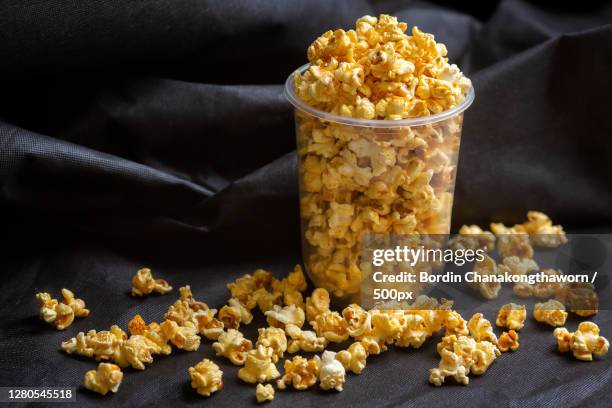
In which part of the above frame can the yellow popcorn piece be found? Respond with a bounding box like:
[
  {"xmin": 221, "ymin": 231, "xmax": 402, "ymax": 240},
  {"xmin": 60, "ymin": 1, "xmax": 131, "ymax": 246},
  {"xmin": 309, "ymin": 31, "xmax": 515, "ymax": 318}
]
[
  {"xmin": 449, "ymin": 225, "xmax": 496, "ymax": 252},
  {"xmin": 131, "ymin": 268, "xmax": 172, "ymax": 296},
  {"xmin": 255, "ymin": 383, "xmax": 275, "ymax": 403},
  {"xmin": 265, "ymin": 304, "xmax": 305, "ymax": 329},
  {"xmin": 442, "ymin": 310, "xmax": 469, "ymax": 337},
  {"xmin": 36, "ymin": 288, "xmax": 90, "ymax": 330},
  {"xmin": 62, "ymin": 325, "xmax": 127, "ymax": 361},
  {"xmin": 189, "ymin": 359, "xmax": 223, "ymax": 397},
  {"xmin": 212, "ymin": 328, "xmax": 253, "ymax": 366},
  {"xmin": 513, "ymin": 282, "xmax": 534, "ymax": 298},
  {"xmin": 285, "ymin": 323, "xmax": 328, "ymax": 353},
  {"xmin": 342, "ymin": 304, "xmax": 372, "ymax": 338},
  {"xmin": 469, "ymin": 255, "xmax": 501, "ymax": 299},
  {"xmin": 470, "ymin": 340, "xmax": 500, "ymax": 375},
  {"xmin": 113, "ymin": 334, "xmax": 157, "ymax": 370},
  {"xmin": 277, "ymin": 356, "xmax": 319, "ymax": 391},
  {"xmin": 497, "ymin": 256, "xmax": 538, "ymax": 276},
  {"xmin": 83, "ymin": 363, "xmax": 123, "ymax": 396},
  {"xmin": 336, "ymin": 341, "xmax": 368, "ymax": 374},
  {"xmin": 306, "ymin": 287, "xmax": 331, "ymax": 324},
  {"xmin": 227, "ymin": 269, "xmax": 274, "ymax": 310},
  {"xmin": 553, "ymin": 322, "xmax": 609, "ymax": 361},
  {"xmin": 522, "ymin": 211, "xmax": 567, "ymax": 248},
  {"xmin": 238, "ymin": 345, "xmax": 281, "ymax": 384},
  {"xmin": 315, "ymin": 351, "xmax": 346, "ymax": 391},
  {"xmin": 498, "ymin": 330, "xmax": 519, "ymax": 352},
  {"xmin": 396, "ymin": 313, "xmax": 433, "ymax": 348},
  {"xmin": 256, "ymin": 327, "xmax": 287, "ymax": 363},
  {"xmin": 533, "ymin": 269, "xmax": 564, "ymax": 299},
  {"xmin": 467, "ymin": 313, "xmax": 498, "ymax": 344},
  {"xmin": 496, "ymin": 303, "xmax": 527, "ymax": 331},
  {"xmin": 253, "ymin": 288, "xmax": 283, "ymax": 313},
  {"xmin": 128, "ymin": 315, "xmax": 172, "ymax": 355},
  {"xmin": 313, "ymin": 310, "xmax": 350, "ymax": 343},
  {"xmin": 533, "ymin": 299, "xmax": 568, "ymax": 327},
  {"xmin": 497, "ymin": 234, "xmax": 534, "ymax": 260},
  {"xmin": 159, "ymin": 320, "xmax": 201, "ymax": 351},
  {"xmin": 219, "ymin": 298, "xmax": 254, "ymax": 330},
  {"xmin": 164, "ymin": 287, "xmax": 224, "ymax": 340},
  {"xmin": 429, "ymin": 348, "xmax": 469, "ymax": 386},
  {"xmin": 556, "ymin": 282, "xmax": 599, "ymax": 317},
  {"xmin": 433, "ymin": 333, "xmax": 500, "ymax": 381}
]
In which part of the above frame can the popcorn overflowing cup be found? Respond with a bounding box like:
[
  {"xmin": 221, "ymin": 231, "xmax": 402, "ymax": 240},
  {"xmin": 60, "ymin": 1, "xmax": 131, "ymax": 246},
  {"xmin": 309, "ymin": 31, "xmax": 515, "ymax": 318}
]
[{"xmin": 285, "ymin": 15, "xmax": 475, "ymax": 301}]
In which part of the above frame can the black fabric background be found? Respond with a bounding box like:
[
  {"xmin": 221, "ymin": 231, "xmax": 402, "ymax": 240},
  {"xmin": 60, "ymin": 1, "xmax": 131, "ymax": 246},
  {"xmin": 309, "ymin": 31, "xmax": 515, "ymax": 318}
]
[{"xmin": 0, "ymin": 1, "xmax": 611, "ymax": 407}]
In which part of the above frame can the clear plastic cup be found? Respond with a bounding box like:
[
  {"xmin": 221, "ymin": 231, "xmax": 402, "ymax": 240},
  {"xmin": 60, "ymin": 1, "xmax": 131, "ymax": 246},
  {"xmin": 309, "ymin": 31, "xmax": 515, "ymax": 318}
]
[{"xmin": 285, "ymin": 64, "xmax": 475, "ymax": 301}]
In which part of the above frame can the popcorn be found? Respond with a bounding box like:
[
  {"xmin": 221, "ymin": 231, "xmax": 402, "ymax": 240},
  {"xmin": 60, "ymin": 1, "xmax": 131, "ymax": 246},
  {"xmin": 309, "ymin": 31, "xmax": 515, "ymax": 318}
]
[
  {"xmin": 164, "ymin": 287, "xmax": 224, "ymax": 340},
  {"xmin": 315, "ymin": 351, "xmax": 346, "ymax": 391},
  {"xmin": 313, "ymin": 310, "xmax": 350, "ymax": 343},
  {"xmin": 83, "ymin": 363, "xmax": 123, "ymax": 395},
  {"xmin": 513, "ymin": 282, "xmax": 534, "ymax": 298},
  {"xmin": 306, "ymin": 288, "xmax": 331, "ymax": 324},
  {"xmin": 553, "ymin": 322, "xmax": 609, "ymax": 361},
  {"xmin": 533, "ymin": 269, "xmax": 563, "ymax": 299},
  {"xmin": 470, "ymin": 340, "xmax": 500, "ymax": 375},
  {"xmin": 497, "ymin": 234, "xmax": 534, "ymax": 260},
  {"xmin": 114, "ymin": 334, "xmax": 156, "ymax": 370},
  {"xmin": 36, "ymin": 288, "xmax": 89, "ymax": 330},
  {"xmin": 336, "ymin": 341, "xmax": 368, "ymax": 374},
  {"xmin": 227, "ymin": 269, "xmax": 273, "ymax": 310},
  {"xmin": 271, "ymin": 265, "xmax": 308, "ymax": 308},
  {"xmin": 128, "ymin": 315, "xmax": 172, "ymax": 355},
  {"xmin": 342, "ymin": 304, "xmax": 372, "ymax": 337},
  {"xmin": 219, "ymin": 298, "xmax": 254, "ymax": 330},
  {"xmin": 429, "ymin": 348, "xmax": 469, "ymax": 386},
  {"xmin": 212, "ymin": 329, "xmax": 253, "ymax": 365},
  {"xmin": 159, "ymin": 320, "xmax": 201, "ymax": 351},
  {"xmin": 497, "ymin": 330, "xmax": 519, "ymax": 352},
  {"xmin": 256, "ymin": 327, "xmax": 287, "ymax": 363},
  {"xmin": 497, "ymin": 256, "xmax": 538, "ymax": 276},
  {"xmin": 467, "ymin": 313, "xmax": 497, "ymax": 344},
  {"xmin": 533, "ymin": 300, "xmax": 568, "ymax": 327},
  {"xmin": 254, "ymin": 288, "xmax": 283, "ymax": 313},
  {"xmin": 469, "ymin": 255, "xmax": 501, "ymax": 299},
  {"xmin": 442, "ymin": 310, "xmax": 469, "ymax": 336},
  {"xmin": 238, "ymin": 345, "xmax": 281, "ymax": 384},
  {"xmin": 556, "ymin": 283, "xmax": 599, "ymax": 317},
  {"xmin": 522, "ymin": 211, "xmax": 567, "ymax": 248},
  {"xmin": 496, "ymin": 303, "xmax": 527, "ymax": 331},
  {"xmin": 255, "ymin": 384, "xmax": 275, "ymax": 403},
  {"xmin": 449, "ymin": 225, "xmax": 495, "ymax": 252},
  {"xmin": 285, "ymin": 323, "xmax": 328, "ymax": 353},
  {"xmin": 131, "ymin": 268, "xmax": 172, "ymax": 296},
  {"xmin": 276, "ymin": 356, "xmax": 319, "ymax": 390},
  {"xmin": 189, "ymin": 359, "xmax": 223, "ymax": 397},
  {"xmin": 265, "ymin": 304, "xmax": 305, "ymax": 329},
  {"xmin": 62, "ymin": 325, "xmax": 127, "ymax": 361},
  {"xmin": 396, "ymin": 314, "xmax": 432, "ymax": 348}
]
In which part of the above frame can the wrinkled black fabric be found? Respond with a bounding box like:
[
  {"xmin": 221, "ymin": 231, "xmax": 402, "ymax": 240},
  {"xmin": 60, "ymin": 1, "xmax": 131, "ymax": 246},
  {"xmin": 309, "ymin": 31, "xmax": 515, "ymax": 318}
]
[{"xmin": 0, "ymin": 1, "xmax": 611, "ymax": 407}]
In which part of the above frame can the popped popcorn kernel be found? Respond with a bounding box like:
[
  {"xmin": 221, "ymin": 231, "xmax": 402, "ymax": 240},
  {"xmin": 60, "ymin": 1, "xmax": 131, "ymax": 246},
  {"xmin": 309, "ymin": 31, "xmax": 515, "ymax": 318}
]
[
  {"xmin": 306, "ymin": 288, "xmax": 331, "ymax": 324},
  {"xmin": 189, "ymin": 359, "xmax": 223, "ymax": 397},
  {"xmin": 469, "ymin": 255, "xmax": 501, "ymax": 299},
  {"xmin": 553, "ymin": 322, "xmax": 609, "ymax": 361},
  {"xmin": 61, "ymin": 325, "xmax": 127, "ymax": 361},
  {"xmin": 533, "ymin": 300, "xmax": 568, "ymax": 327},
  {"xmin": 429, "ymin": 348, "xmax": 469, "ymax": 386},
  {"xmin": 228, "ymin": 269, "xmax": 273, "ymax": 310},
  {"xmin": 497, "ymin": 234, "xmax": 534, "ymax": 260},
  {"xmin": 498, "ymin": 330, "xmax": 519, "ymax": 352},
  {"xmin": 255, "ymin": 383, "xmax": 275, "ymax": 403},
  {"xmin": 522, "ymin": 211, "xmax": 567, "ymax": 248},
  {"xmin": 212, "ymin": 328, "xmax": 253, "ymax": 366},
  {"xmin": 533, "ymin": 269, "xmax": 564, "ymax": 299},
  {"xmin": 131, "ymin": 268, "xmax": 172, "ymax": 296},
  {"xmin": 36, "ymin": 288, "xmax": 90, "ymax": 330},
  {"xmin": 276, "ymin": 356, "xmax": 319, "ymax": 391},
  {"xmin": 315, "ymin": 350, "xmax": 346, "ymax": 391},
  {"xmin": 467, "ymin": 313, "xmax": 498, "ymax": 344},
  {"xmin": 113, "ymin": 334, "xmax": 157, "ymax": 370},
  {"xmin": 556, "ymin": 283, "xmax": 599, "ymax": 317},
  {"xmin": 513, "ymin": 282, "xmax": 534, "ymax": 298},
  {"xmin": 396, "ymin": 313, "xmax": 432, "ymax": 348},
  {"xmin": 496, "ymin": 303, "xmax": 527, "ymax": 331},
  {"xmin": 128, "ymin": 315, "xmax": 172, "ymax": 355},
  {"xmin": 285, "ymin": 323, "xmax": 328, "ymax": 353},
  {"xmin": 342, "ymin": 304, "xmax": 372, "ymax": 337},
  {"xmin": 497, "ymin": 256, "xmax": 538, "ymax": 276},
  {"xmin": 159, "ymin": 320, "xmax": 201, "ymax": 351},
  {"xmin": 336, "ymin": 341, "xmax": 368, "ymax": 374},
  {"xmin": 256, "ymin": 327, "xmax": 288, "ymax": 363},
  {"xmin": 470, "ymin": 340, "xmax": 500, "ymax": 375},
  {"xmin": 238, "ymin": 345, "xmax": 281, "ymax": 383},
  {"xmin": 449, "ymin": 225, "xmax": 496, "ymax": 252},
  {"xmin": 313, "ymin": 310, "xmax": 350, "ymax": 343},
  {"xmin": 219, "ymin": 298, "xmax": 254, "ymax": 330},
  {"xmin": 83, "ymin": 363, "xmax": 123, "ymax": 395},
  {"xmin": 443, "ymin": 310, "xmax": 469, "ymax": 337},
  {"xmin": 265, "ymin": 304, "xmax": 306, "ymax": 329}
]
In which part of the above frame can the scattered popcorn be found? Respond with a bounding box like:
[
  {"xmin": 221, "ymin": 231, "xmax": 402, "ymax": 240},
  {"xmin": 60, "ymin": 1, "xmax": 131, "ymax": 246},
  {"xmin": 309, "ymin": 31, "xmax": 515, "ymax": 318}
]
[
  {"xmin": 212, "ymin": 329, "xmax": 253, "ymax": 365},
  {"xmin": 497, "ymin": 234, "xmax": 534, "ymax": 260},
  {"xmin": 265, "ymin": 304, "xmax": 306, "ymax": 329},
  {"xmin": 533, "ymin": 269, "xmax": 563, "ymax": 299},
  {"xmin": 36, "ymin": 288, "xmax": 89, "ymax": 330},
  {"xmin": 219, "ymin": 298, "xmax": 254, "ymax": 330},
  {"xmin": 467, "ymin": 313, "xmax": 497, "ymax": 344},
  {"xmin": 131, "ymin": 268, "xmax": 172, "ymax": 296},
  {"xmin": 429, "ymin": 348, "xmax": 469, "ymax": 386},
  {"xmin": 469, "ymin": 255, "xmax": 501, "ymax": 299},
  {"xmin": 556, "ymin": 283, "xmax": 599, "ymax": 317},
  {"xmin": 498, "ymin": 330, "xmax": 519, "ymax": 352},
  {"xmin": 513, "ymin": 282, "xmax": 534, "ymax": 298},
  {"xmin": 442, "ymin": 310, "xmax": 469, "ymax": 336},
  {"xmin": 62, "ymin": 325, "xmax": 127, "ymax": 361},
  {"xmin": 315, "ymin": 351, "xmax": 346, "ymax": 391},
  {"xmin": 553, "ymin": 322, "xmax": 609, "ymax": 361},
  {"xmin": 522, "ymin": 211, "xmax": 567, "ymax": 248},
  {"xmin": 164, "ymin": 287, "xmax": 224, "ymax": 340},
  {"xmin": 396, "ymin": 313, "xmax": 432, "ymax": 348},
  {"xmin": 113, "ymin": 334, "xmax": 157, "ymax": 370},
  {"xmin": 256, "ymin": 327, "xmax": 287, "ymax": 363},
  {"xmin": 159, "ymin": 320, "xmax": 201, "ymax": 351},
  {"xmin": 449, "ymin": 225, "xmax": 495, "ymax": 252},
  {"xmin": 272, "ymin": 265, "xmax": 308, "ymax": 307},
  {"xmin": 238, "ymin": 345, "xmax": 281, "ymax": 383},
  {"xmin": 498, "ymin": 256, "xmax": 538, "ymax": 276},
  {"xmin": 313, "ymin": 310, "xmax": 350, "ymax": 343},
  {"xmin": 496, "ymin": 303, "xmax": 527, "ymax": 331},
  {"xmin": 533, "ymin": 300, "xmax": 568, "ymax": 327},
  {"xmin": 470, "ymin": 340, "xmax": 500, "ymax": 375},
  {"xmin": 228, "ymin": 269, "xmax": 274, "ymax": 310},
  {"xmin": 189, "ymin": 359, "xmax": 223, "ymax": 397},
  {"xmin": 306, "ymin": 288, "xmax": 331, "ymax": 324},
  {"xmin": 83, "ymin": 363, "xmax": 123, "ymax": 395},
  {"xmin": 255, "ymin": 383, "xmax": 275, "ymax": 403},
  {"xmin": 342, "ymin": 304, "xmax": 372, "ymax": 337},
  {"xmin": 336, "ymin": 342, "xmax": 368, "ymax": 374},
  {"xmin": 128, "ymin": 315, "xmax": 172, "ymax": 355},
  {"xmin": 277, "ymin": 356, "xmax": 320, "ymax": 390},
  {"xmin": 285, "ymin": 323, "xmax": 328, "ymax": 353}
]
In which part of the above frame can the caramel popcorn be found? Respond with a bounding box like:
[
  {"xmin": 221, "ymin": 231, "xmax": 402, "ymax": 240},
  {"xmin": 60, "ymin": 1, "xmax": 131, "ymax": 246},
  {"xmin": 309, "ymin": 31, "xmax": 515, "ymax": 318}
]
[
  {"xmin": 496, "ymin": 303, "xmax": 527, "ymax": 331},
  {"xmin": 336, "ymin": 341, "xmax": 368, "ymax": 374},
  {"xmin": 522, "ymin": 211, "xmax": 567, "ymax": 247},
  {"xmin": 497, "ymin": 234, "xmax": 534, "ymax": 260},
  {"xmin": 513, "ymin": 282, "xmax": 534, "ymax": 298},
  {"xmin": 219, "ymin": 298, "xmax": 254, "ymax": 330},
  {"xmin": 342, "ymin": 304, "xmax": 372, "ymax": 337},
  {"xmin": 285, "ymin": 323, "xmax": 328, "ymax": 353},
  {"xmin": 36, "ymin": 288, "xmax": 89, "ymax": 330},
  {"xmin": 164, "ymin": 287, "xmax": 224, "ymax": 340},
  {"xmin": 131, "ymin": 268, "xmax": 172, "ymax": 296},
  {"xmin": 212, "ymin": 328, "xmax": 253, "ymax": 365},
  {"xmin": 553, "ymin": 322, "xmax": 609, "ymax": 361},
  {"xmin": 533, "ymin": 300, "xmax": 568, "ymax": 327},
  {"xmin": 313, "ymin": 310, "xmax": 350, "ymax": 343},
  {"xmin": 277, "ymin": 356, "xmax": 320, "ymax": 391},
  {"xmin": 256, "ymin": 327, "xmax": 287, "ymax": 363},
  {"xmin": 469, "ymin": 255, "xmax": 501, "ymax": 299},
  {"xmin": 159, "ymin": 320, "xmax": 201, "ymax": 351},
  {"xmin": 238, "ymin": 345, "xmax": 281, "ymax": 384},
  {"xmin": 497, "ymin": 330, "xmax": 519, "ymax": 352},
  {"xmin": 449, "ymin": 225, "xmax": 496, "ymax": 252},
  {"xmin": 254, "ymin": 288, "xmax": 283, "ymax": 313},
  {"xmin": 306, "ymin": 288, "xmax": 331, "ymax": 324},
  {"xmin": 272, "ymin": 264, "xmax": 308, "ymax": 307},
  {"xmin": 189, "ymin": 359, "xmax": 223, "ymax": 397},
  {"xmin": 467, "ymin": 313, "xmax": 497, "ymax": 344},
  {"xmin": 227, "ymin": 269, "xmax": 273, "ymax": 310},
  {"xmin": 265, "ymin": 304, "xmax": 305, "ymax": 329},
  {"xmin": 255, "ymin": 383, "xmax": 275, "ymax": 403},
  {"xmin": 533, "ymin": 269, "xmax": 563, "ymax": 299},
  {"xmin": 315, "ymin": 351, "xmax": 346, "ymax": 391},
  {"xmin": 83, "ymin": 363, "xmax": 123, "ymax": 395},
  {"xmin": 62, "ymin": 325, "xmax": 127, "ymax": 361},
  {"xmin": 497, "ymin": 256, "xmax": 538, "ymax": 276}
]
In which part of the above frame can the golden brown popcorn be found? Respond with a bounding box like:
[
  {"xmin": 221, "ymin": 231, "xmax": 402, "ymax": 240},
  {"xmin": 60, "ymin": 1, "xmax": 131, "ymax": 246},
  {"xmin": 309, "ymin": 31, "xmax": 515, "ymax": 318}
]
[
  {"xmin": 83, "ymin": 363, "xmax": 123, "ymax": 395},
  {"xmin": 336, "ymin": 342, "xmax": 368, "ymax": 374},
  {"xmin": 253, "ymin": 288, "xmax": 283, "ymax": 313},
  {"xmin": 533, "ymin": 269, "xmax": 564, "ymax": 299},
  {"xmin": 448, "ymin": 225, "xmax": 496, "ymax": 252},
  {"xmin": 442, "ymin": 310, "xmax": 469, "ymax": 336},
  {"xmin": 62, "ymin": 325, "xmax": 127, "ymax": 361},
  {"xmin": 315, "ymin": 351, "xmax": 346, "ymax": 391},
  {"xmin": 227, "ymin": 269, "xmax": 273, "ymax": 310},
  {"xmin": 513, "ymin": 282, "xmax": 534, "ymax": 298},
  {"xmin": 265, "ymin": 304, "xmax": 305, "ymax": 329},
  {"xmin": 429, "ymin": 348, "xmax": 469, "ymax": 386},
  {"xmin": 467, "ymin": 313, "xmax": 498, "ymax": 344},
  {"xmin": 192, "ymin": 309, "xmax": 224, "ymax": 340},
  {"xmin": 436, "ymin": 334, "xmax": 476, "ymax": 369},
  {"xmin": 131, "ymin": 268, "xmax": 172, "ymax": 296},
  {"xmin": 114, "ymin": 335, "xmax": 156, "ymax": 370},
  {"xmin": 276, "ymin": 356, "xmax": 319, "ymax": 391},
  {"xmin": 60, "ymin": 288, "xmax": 90, "ymax": 318},
  {"xmin": 285, "ymin": 324, "xmax": 328, "ymax": 353},
  {"xmin": 212, "ymin": 328, "xmax": 253, "ymax": 366},
  {"xmin": 238, "ymin": 345, "xmax": 281, "ymax": 384},
  {"xmin": 470, "ymin": 340, "xmax": 500, "ymax": 375},
  {"xmin": 306, "ymin": 288, "xmax": 331, "ymax": 324},
  {"xmin": 553, "ymin": 322, "xmax": 609, "ymax": 361},
  {"xmin": 36, "ymin": 292, "xmax": 74, "ymax": 330},
  {"xmin": 469, "ymin": 255, "xmax": 501, "ymax": 299},
  {"xmin": 159, "ymin": 320, "xmax": 201, "ymax": 351},
  {"xmin": 497, "ymin": 330, "xmax": 519, "ymax": 352},
  {"xmin": 128, "ymin": 315, "xmax": 172, "ymax": 355},
  {"xmin": 341, "ymin": 304, "xmax": 372, "ymax": 338},
  {"xmin": 396, "ymin": 313, "xmax": 433, "ymax": 348},
  {"xmin": 496, "ymin": 303, "xmax": 527, "ymax": 331},
  {"xmin": 497, "ymin": 234, "xmax": 534, "ymax": 259},
  {"xmin": 219, "ymin": 298, "xmax": 254, "ymax": 330},
  {"xmin": 313, "ymin": 310, "xmax": 350, "ymax": 343},
  {"xmin": 178, "ymin": 285, "xmax": 209, "ymax": 311},
  {"xmin": 256, "ymin": 327, "xmax": 287, "ymax": 363},
  {"xmin": 498, "ymin": 256, "xmax": 538, "ymax": 276},
  {"xmin": 255, "ymin": 383, "xmax": 275, "ymax": 403},
  {"xmin": 556, "ymin": 283, "xmax": 599, "ymax": 317},
  {"xmin": 189, "ymin": 359, "xmax": 223, "ymax": 397},
  {"xmin": 533, "ymin": 299, "xmax": 568, "ymax": 327},
  {"xmin": 522, "ymin": 211, "xmax": 567, "ymax": 248}
]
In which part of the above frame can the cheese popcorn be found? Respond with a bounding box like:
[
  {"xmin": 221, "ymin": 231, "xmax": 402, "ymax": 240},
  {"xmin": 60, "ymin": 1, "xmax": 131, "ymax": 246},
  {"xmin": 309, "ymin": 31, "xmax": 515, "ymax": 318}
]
[
  {"xmin": 470, "ymin": 340, "xmax": 500, "ymax": 375},
  {"xmin": 285, "ymin": 323, "xmax": 328, "ymax": 353},
  {"xmin": 533, "ymin": 300, "xmax": 568, "ymax": 327},
  {"xmin": 553, "ymin": 322, "xmax": 609, "ymax": 361},
  {"xmin": 498, "ymin": 330, "xmax": 519, "ymax": 352},
  {"xmin": 36, "ymin": 288, "xmax": 89, "ymax": 330},
  {"xmin": 342, "ymin": 304, "xmax": 372, "ymax": 337},
  {"xmin": 496, "ymin": 303, "xmax": 527, "ymax": 331},
  {"xmin": 131, "ymin": 267, "xmax": 172, "ymax": 296},
  {"xmin": 336, "ymin": 341, "xmax": 368, "ymax": 374},
  {"xmin": 306, "ymin": 288, "xmax": 331, "ymax": 324},
  {"xmin": 396, "ymin": 314, "xmax": 432, "ymax": 348},
  {"xmin": 272, "ymin": 264, "xmax": 308, "ymax": 307},
  {"xmin": 256, "ymin": 327, "xmax": 287, "ymax": 363},
  {"xmin": 219, "ymin": 298, "xmax": 254, "ymax": 330},
  {"xmin": 212, "ymin": 329, "xmax": 253, "ymax": 366},
  {"xmin": 313, "ymin": 310, "xmax": 350, "ymax": 343},
  {"xmin": 467, "ymin": 313, "xmax": 498, "ymax": 344},
  {"xmin": 265, "ymin": 304, "xmax": 305, "ymax": 329},
  {"xmin": 189, "ymin": 359, "xmax": 223, "ymax": 397},
  {"xmin": 255, "ymin": 383, "xmax": 275, "ymax": 403},
  {"xmin": 469, "ymin": 255, "xmax": 501, "ymax": 299},
  {"xmin": 276, "ymin": 356, "xmax": 320, "ymax": 391},
  {"xmin": 315, "ymin": 351, "xmax": 346, "ymax": 391},
  {"xmin": 238, "ymin": 345, "xmax": 281, "ymax": 383},
  {"xmin": 83, "ymin": 363, "xmax": 123, "ymax": 395},
  {"xmin": 497, "ymin": 256, "xmax": 538, "ymax": 276}
]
